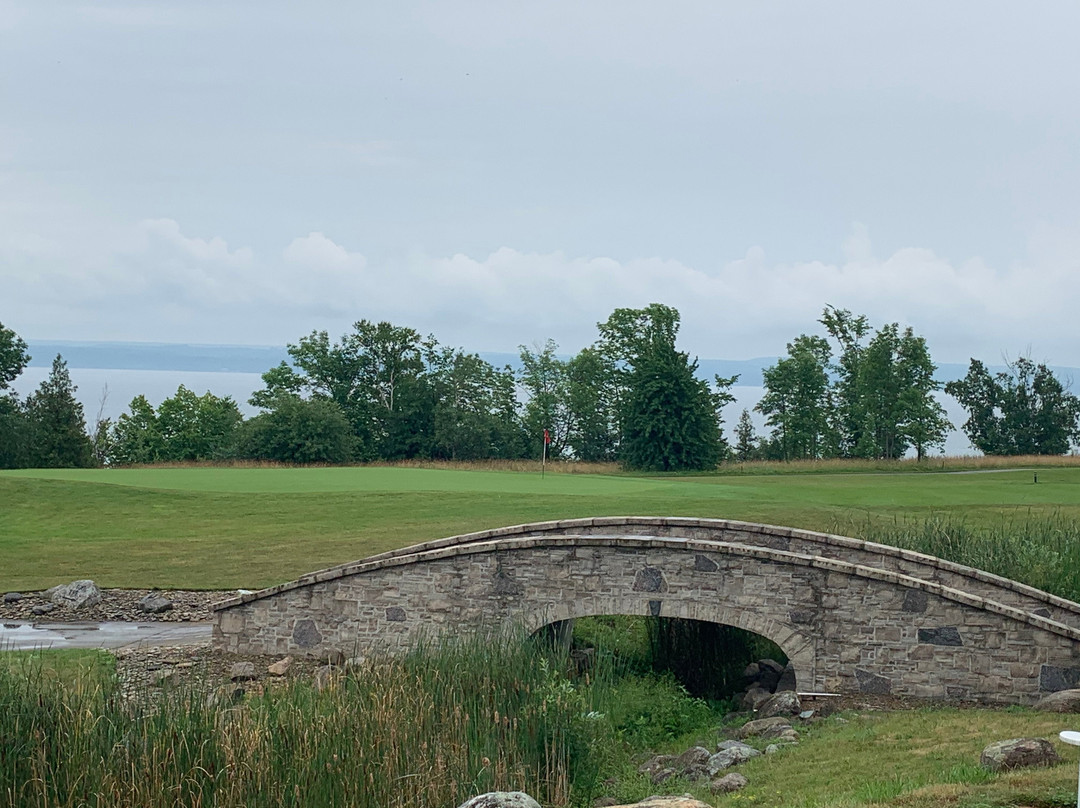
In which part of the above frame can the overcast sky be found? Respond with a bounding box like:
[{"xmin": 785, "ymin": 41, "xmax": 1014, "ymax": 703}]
[{"xmin": 3, "ymin": 1, "xmax": 1080, "ymax": 366}]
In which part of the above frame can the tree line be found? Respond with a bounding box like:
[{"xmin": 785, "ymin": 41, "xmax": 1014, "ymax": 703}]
[{"xmin": 2, "ymin": 305, "xmax": 1078, "ymax": 472}]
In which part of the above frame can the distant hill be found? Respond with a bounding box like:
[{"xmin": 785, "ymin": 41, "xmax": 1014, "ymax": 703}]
[{"xmin": 24, "ymin": 340, "xmax": 1080, "ymax": 387}]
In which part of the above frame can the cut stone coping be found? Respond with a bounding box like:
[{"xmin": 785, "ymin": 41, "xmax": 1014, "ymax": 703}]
[
  {"xmin": 213, "ymin": 517, "xmax": 1080, "ymax": 623},
  {"xmin": 212, "ymin": 532, "xmax": 1080, "ymax": 644}
]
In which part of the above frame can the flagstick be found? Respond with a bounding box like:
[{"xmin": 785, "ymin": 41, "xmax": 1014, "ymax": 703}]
[{"xmin": 542, "ymin": 433, "xmax": 547, "ymax": 479}]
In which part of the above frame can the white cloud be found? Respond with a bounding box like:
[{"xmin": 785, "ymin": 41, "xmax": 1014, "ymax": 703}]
[{"xmin": 3, "ymin": 218, "xmax": 1080, "ymax": 367}]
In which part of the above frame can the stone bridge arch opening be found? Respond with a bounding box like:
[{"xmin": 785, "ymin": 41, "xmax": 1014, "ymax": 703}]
[{"xmin": 536, "ymin": 612, "xmax": 798, "ymax": 702}]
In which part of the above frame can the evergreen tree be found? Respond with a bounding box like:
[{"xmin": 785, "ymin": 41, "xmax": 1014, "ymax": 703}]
[
  {"xmin": 22, "ymin": 354, "xmax": 94, "ymax": 468},
  {"xmin": 734, "ymin": 408, "xmax": 759, "ymax": 461},
  {"xmin": 619, "ymin": 340, "xmax": 725, "ymax": 472}
]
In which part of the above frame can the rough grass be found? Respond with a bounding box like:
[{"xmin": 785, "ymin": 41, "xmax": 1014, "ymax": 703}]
[{"xmin": 3, "ymin": 464, "xmax": 1080, "ymax": 589}]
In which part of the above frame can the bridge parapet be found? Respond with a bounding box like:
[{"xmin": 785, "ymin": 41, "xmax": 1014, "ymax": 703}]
[{"xmin": 214, "ymin": 519, "xmax": 1080, "ymax": 704}]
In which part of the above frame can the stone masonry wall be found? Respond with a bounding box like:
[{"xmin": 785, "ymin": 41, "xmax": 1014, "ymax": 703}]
[{"xmin": 214, "ymin": 532, "xmax": 1080, "ymax": 704}]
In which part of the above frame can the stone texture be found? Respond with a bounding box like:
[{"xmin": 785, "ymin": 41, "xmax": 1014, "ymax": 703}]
[
  {"xmin": 980, "ymin": 738, "xmax": 1061, "ymax": 771},
  {"xmin": 138, "ymin": 594, "xmax": 174, "ymax": 614},
  {"xmin": 229, "ymin": 661, "xmax": 257, "ymax": 681},
  {"xmin": 710, "ymin": 772, "xmax": 749, "ymax": 793},
  {"xmin": 757, "ymin": 691, "xmax": 801, "ymax": 718},
  {"xmin": 49, "ymin": 580, "xmax": 102, "ymax": 610},
  {"xmin": 213, "ymin": 516, "xmax": 1080, "ymax": 704},
  {"xmin": 3, "ymin": 593, "xmax": 23, "ymax": 603},
  {"xmin": 736, "ymin": 716, "xmax": 793, "ymax": 739},
  {"xmin": 707, "ymin": 743, "xmax": 760, "ymax": 773},
  {"xmin": 1035, "ymin": 689, "xmax": 1080, "ymax": 713},
  {"xmin": 267, "ymin": 657, "xmax": 292, "ymax": 677},
  {"xmin": 456, "ymin": 793, "xmax": 541, "ymax": 808}
]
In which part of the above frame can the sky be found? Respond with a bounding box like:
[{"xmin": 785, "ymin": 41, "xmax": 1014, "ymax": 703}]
[{"xmin": 3, "ymin": 1, "xmax": 1080, "ymax": 368}]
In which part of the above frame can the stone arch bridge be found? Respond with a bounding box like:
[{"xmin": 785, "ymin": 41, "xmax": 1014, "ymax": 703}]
[{"xmin": 213, "ymin": 516, "xmax": 1080, "ymax": 703}]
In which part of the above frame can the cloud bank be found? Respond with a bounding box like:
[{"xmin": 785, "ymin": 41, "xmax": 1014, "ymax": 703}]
[{"xmin": 4, "ymin": 218, "xmax": 1078, "ymax": 366}]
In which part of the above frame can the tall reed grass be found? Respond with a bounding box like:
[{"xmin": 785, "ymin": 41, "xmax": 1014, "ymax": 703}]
[
  {"xmin": 1, "ymin": 634, "xmax": 612, "ymax": 808},
  {"xmin": 839, "ymin": 512, "xmax": 1080, "ymax": 602}
]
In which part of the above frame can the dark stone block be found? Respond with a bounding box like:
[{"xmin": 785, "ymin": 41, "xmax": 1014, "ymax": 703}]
[
  {"xmin": 1032, "ymin": 608, "xmax": 1052, "ymax": 618},
  {"xmin": 902, "ymin": 590, "xmax": 928, "ymax": 613},
  {"xmin": 385, "ymin": 607, "xmax": 406, "ymax": 622},
  {"xmin": 493, "ymin": 570, "xmax": 524, "ymax": 596},
  {"xmin": 292, "ymin": 618, "xmax": 322, "ymax": 649},
  {"xmin": 633, "ymin": 567, "xmax": 667, "ymax": 593},
  {"xmin": 649, "ymin": 600, "xmax": 662, "ymax": 617},
  {"xmin": 918, "ymin": 626, "xmax": 963, "ymax": 646},
  {"xmin": 788, "ymin": 609, "xmax": 816, "ymax": 625},
  {"xmin": 694, "ymin": 554, "xmax": 719, "ymax": 572},
  {"xmin": 855, "ymin": 668, "xmax": 892, "ymax": 695},
  {"xmin": 1040, "ymin": 664, "xmax": 1080, "ymax": 692}
]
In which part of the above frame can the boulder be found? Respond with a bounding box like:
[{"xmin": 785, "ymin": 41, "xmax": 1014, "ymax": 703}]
[
  {"xmin": 736, "ymin": 716, "xmax": 793, "ymax": 739},
  {"xmin": 456, "ymin": 793, "xmax": 542, "ymax": 808},
  {"xmin": 776, "ymin": 662, "xmax": 797, "ymax": 692},
  {"xmin": 637, "ymin": 755, "xmax": 674, "ymax": 777},
  {"xmin": 672, "ymin": 746, "xmax": 710, "ymax": 769},
  {"xmin": 709, "ymin": 772, "xmax": 749, "ymax": 794},
  {"xmin": 138, "ymin": 594, "xmax": 174, "ymax": 614},
  {"xmin": 267, "ymin": 657, "xmax": 293, "ymax": 677},
  {"xmin": 1035, "ymin": 689, "xmax": 1080, "ymax": 713},
  {"xmin": 49, "ymin": 580, "xmax": 102, "ymax": 610},
  {"xmin": 229, "ymin": 662, "xmax": 257, "ymax": 682},
  {"xmin": 980, "ymin": 738, "xmax": 1061, "ymax": 772},
  {"xmin": 707, "ymin": 743, "xmax": 760, "ymax": 774},
  {"xmin": 3, "ymin": 592, "xmax": 23, "ymax": 603},
  {"xmin": 740, "ymin": 686, "xmax": 772, "ymax": 711},
  {"xmin": 31, "ymin": 604, "xmax": 56, "ymax": 616},
  {"xmin": 756, "ymin": 690, "xmax": 801, "ymax": 719},
  {"xmin": 756, "ymin": 659, "xmax": 784, "ymax": 691}
]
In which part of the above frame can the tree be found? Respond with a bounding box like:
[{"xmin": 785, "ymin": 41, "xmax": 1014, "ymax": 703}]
[
  {"xmin": 619, "ymin": 339, "xmax": 727, "ymax": 472},
  {"xmin": 252, "ymin": 321, "xmax": 433, "ymax": 460},
  {"xmin": 22, "ymin": 354, "xmax": 94, "ymax": 468},
  {"xmin": 946, "ymin": 356, "xmax": 1080, "ymax": 455},
  {"xmin": 156, "ymin": 385, "xmax": 242, "ymax": 461},
  {"xmin": 756, "ymin": 335, "xmax": 835, "ymax": 460},
  {"xmin": 239, "ymin": 395, "xmax": 354, "ymax": 464},
  {"xmin": 820, "ymin": 307, "xmax": 948, "ymax": 460},
  {"xmin": 109, "ymin": 395, "xmax": 163, "ymax": 465},
  {"xmin": 734, "ymin": 408, "xmax": 759, "ymax": 461},
  {"xmin": 518, "ymin": 340, "xmax": 571, "ymax": 458},
  {"xmin": 566, "ymin": 347, "xmax": 619, "ymax": 462},
  {"xmin": 0, "ymin": 321, "xmax": 29, "ymax": 392}
]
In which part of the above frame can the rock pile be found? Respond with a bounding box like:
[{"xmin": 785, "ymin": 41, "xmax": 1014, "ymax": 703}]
[
  {"xmin": 739, "ymin": 657, "xmax": 797, "ymax": 711},
  {"xmin": 0, "ymin": 583, "xmax": 228, "ymax": 623}
]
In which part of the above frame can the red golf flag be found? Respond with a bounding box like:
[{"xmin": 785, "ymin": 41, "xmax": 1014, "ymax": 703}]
[{"xmin": 543, "ymin": 429, "xmax": 550, "ymax": 444}]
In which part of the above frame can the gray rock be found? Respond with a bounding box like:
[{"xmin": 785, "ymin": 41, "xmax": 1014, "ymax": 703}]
[
  {"xmin": 756, "ymin": 690, "xmax": 801, "ymax": 719},
  {"xmin": 740, "ymin": 685, "xmax": 772, "ymax": 711},
  {"xmin": 736, "ymin": 716, "xmax": 792, "ymax": 739},
  {"xmin": 456, "ymin": 793, "xmax": 542, "ymax": 808},
  {"xmin": 799, "ymin": 710, "xmax": 815, "ymax": 720},
  {"xmin": 637, "ymin": 755, "xmax": 675, "ymax": 776},
  {"xmin": 3, "ymin": 592, "xmax": 23, "ymax": 603},
  {"xmin": 267, "ymin": 657, "xmax": 293, "ymax": 677},
  {"xmin": 776, "ymin": 661, "xmax": 797, "ymax": 692},
  {"xmin": 31, "ymin": 604, "xmax": 56, "ymax": 615},
  {"xmin": 651, "ymin": 767, "xmax": 677, "ymax": 785},
  {"xmin": 707, "ymin": 743, "xmax": 760, "ymax": 774},
  {"xmin": 229, "ymin": 661, "xmax": 257, "ymax": 682},
  {"xmin": 709, "ymin": 772, "xmax": 749, "ymax": 794},
  {"xmin": 672, "ymin": 746, "xmax": 711, "ymax": 770},
  {"xmin": 313, "ymin": 665, "xmax": 337, "ymax": 691},
  {"xmin": 980, "ymin": 738, "xmax": 1061, "ymax": 772},
  {"xmin": 49, "ymin": 580, "xmax": 102, "ymax": 610},
  {"xmin": 138, "ymin": 594, "xmax": 174, "ymax": 614},
  {"xmin": 1035, "ymin": 689, "xmax": 1080, "ymax": 713}
]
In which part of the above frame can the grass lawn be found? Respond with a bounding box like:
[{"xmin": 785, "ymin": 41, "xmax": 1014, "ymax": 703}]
[{"xmin": 2, "ymin": 464, "xmax": 1078, "ymax": 590}]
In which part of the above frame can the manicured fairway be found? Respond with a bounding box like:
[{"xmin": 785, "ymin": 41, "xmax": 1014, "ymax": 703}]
[{"xmin": 2, "ymin": 465, "xmax": 1078, "ymax": 590}]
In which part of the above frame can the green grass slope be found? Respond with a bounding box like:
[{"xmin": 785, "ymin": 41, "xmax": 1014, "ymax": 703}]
[{"xmin": 2, "ymin": 466, "xmax": 1078, "ymax": 590}]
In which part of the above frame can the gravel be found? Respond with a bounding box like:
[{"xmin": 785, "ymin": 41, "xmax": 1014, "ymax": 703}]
[{"xmin": 0, "ymin": 588, "xmax": 231, "ymax": 623}]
